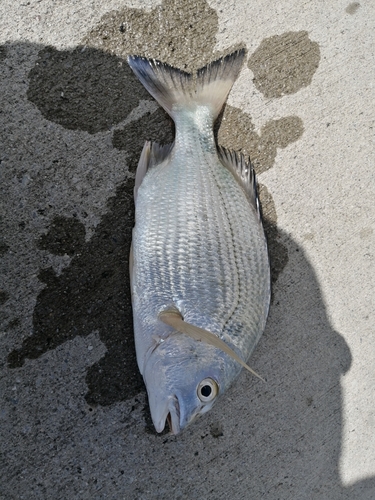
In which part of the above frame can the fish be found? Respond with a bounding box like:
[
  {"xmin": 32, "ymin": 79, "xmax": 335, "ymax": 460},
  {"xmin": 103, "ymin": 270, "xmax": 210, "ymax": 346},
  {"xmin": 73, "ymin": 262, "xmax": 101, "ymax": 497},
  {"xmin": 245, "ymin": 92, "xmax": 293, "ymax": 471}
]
[{"xmin": 128, "ymin": 49, "xmax": 271, "ymax": 434}]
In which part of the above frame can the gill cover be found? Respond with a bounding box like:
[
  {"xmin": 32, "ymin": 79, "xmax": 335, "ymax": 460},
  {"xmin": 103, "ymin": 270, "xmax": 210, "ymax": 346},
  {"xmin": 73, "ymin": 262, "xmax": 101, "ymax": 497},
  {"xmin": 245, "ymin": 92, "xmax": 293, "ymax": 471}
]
[{"xmin": 159, "ymin": 310, "xmax": 265, "ymax": 382}]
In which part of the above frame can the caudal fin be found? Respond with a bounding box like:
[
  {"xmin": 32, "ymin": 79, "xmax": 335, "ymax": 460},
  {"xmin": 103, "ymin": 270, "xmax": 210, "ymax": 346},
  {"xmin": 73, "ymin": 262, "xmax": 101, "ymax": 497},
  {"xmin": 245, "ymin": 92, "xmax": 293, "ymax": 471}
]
[{"xmin": 127, "ymin": 49, "xmax": 246, "ymax": 120}]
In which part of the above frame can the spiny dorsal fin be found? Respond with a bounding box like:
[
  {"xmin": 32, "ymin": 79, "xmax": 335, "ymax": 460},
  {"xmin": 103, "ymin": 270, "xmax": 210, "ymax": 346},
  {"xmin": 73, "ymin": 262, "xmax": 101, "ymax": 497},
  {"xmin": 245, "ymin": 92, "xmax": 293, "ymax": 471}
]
[
  {"xmin": 134, "ymin": 141, "xmax": 173, "ymax": 203},
  {"xmin": 159, "ymin": 310, "xmax": 265, "ymax": 382},
  {"xmin": 217, "ymin": 145, "xmax": 260, "ymax": 216},
  {"xmin": 128, "ymin": 50, "xmax": 246, "ymax": 120}
]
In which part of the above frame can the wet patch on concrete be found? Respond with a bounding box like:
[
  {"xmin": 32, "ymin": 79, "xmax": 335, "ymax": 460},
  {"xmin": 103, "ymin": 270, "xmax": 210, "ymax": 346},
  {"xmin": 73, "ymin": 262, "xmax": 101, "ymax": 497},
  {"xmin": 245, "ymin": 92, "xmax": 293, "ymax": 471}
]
[
  {"xmin": 346, "ymin": 2, "xmax": 360, "ymax": 14},
  {"xmin": 0, "ymin": 290, "xmax": 10, "ymax": 305},
  {"xmin": 8, "ymin": 178, "xmax": 144, "ymax": 406},
  {"xmin": 248, "ymin": 31, "xmax": 320, "ymax": 99},
  {"xmin": 0, "ymin": 45, "xmax": 7, "ymax": 62},
  {"xmin": 215, "ymin": 106, "xmax": 304, "ymax": 174},
  {"xmin": 37, "ymin": 216, "xmax": 86, "ymax": 257},
  {"xmin": 112, "ymin": 108, "xmax": 174, "ymax": 171},
  {"xmin": 27, "ymin": 46, "xmax": 149, "ymax": 133},
  {"xmin": 0, "ymin": 237, "xmax": 10, "ymax": 306},
  {"xmin": 82, "ymin": 0, "xmax": 222, "ymax": 72},
  {"xmin": 0, "ymin": 239, "xmax": 10, "ymax": 256}
]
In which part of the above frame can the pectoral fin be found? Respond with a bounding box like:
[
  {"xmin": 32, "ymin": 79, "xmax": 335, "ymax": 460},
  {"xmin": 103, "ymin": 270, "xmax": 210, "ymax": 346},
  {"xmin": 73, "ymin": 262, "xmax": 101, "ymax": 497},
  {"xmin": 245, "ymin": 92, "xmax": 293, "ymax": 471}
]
[{"xmin": 159, "ymin": 310, "xmax": 265, "ymax": 382}]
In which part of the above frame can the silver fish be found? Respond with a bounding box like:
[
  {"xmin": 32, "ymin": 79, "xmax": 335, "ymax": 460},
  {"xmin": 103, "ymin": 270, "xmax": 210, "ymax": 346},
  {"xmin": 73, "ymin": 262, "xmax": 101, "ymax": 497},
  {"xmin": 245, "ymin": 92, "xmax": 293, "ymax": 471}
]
[{"xmin": 128, "ymin": 50, "xmax": 270, "ymax": 434}]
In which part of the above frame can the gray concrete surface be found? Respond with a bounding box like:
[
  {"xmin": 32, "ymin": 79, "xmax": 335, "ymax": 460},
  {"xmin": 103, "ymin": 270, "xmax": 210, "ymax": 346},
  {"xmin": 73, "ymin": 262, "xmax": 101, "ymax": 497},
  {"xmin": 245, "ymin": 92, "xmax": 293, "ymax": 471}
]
[{"xmin": 1, "ymin": 0, "xmax": 374, "ymax": 498}]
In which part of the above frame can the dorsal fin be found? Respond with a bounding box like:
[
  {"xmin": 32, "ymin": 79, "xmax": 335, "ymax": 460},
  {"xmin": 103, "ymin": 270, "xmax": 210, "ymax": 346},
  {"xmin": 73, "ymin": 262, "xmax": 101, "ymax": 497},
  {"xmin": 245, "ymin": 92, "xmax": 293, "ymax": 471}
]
[
  {"xmin": 217, "ymin": 145, "xmax": 260, "ymax": 216},
  {"xmin": 134, "ymin": 140, "xmax": 173, "ymax": 203},
  {"xmin": 159, "ymin": 310, "xmax": 265, "ymax": 382}
]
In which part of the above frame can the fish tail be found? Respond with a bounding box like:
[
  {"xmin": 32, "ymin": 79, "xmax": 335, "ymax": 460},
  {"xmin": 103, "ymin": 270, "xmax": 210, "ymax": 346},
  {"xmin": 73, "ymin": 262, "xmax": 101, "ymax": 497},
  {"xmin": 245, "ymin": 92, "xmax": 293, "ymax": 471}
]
[{"xmin": 127, "ymin": 49, "xmax": 246, "ymax": 120}]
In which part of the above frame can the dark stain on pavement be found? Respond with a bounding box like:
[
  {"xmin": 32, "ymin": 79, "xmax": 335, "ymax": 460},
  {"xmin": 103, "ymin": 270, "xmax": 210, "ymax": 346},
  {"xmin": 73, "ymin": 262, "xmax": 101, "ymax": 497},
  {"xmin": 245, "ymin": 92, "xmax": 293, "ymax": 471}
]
[
  {"xmin": 210, "ymin": 421, "xmax": 224, "ymax": 438},
  {"xmin": 345, "ymin": 2, "xmax": 360, "ymax": 14},
  {"xmin": 37, "ymin": 216, "xmax": 86, "ymax": 257},
  {"xmin": 112, "ymin": 108, "xmax": 174, "ymax": 170},
  {"xmin": 27, "ymin": 46, "xmax": 149, "ymax": 134},
  {"xmin": 8, "ymin": 179, "xmax": 144, "ymax": 406},
  {"xmin": 0, "ymin": 46, "xmax": 7, "ymax": 62},
  {"xmin": 215, "ymin": 106, "xmax": 304, "ymax": 175},
  {"xmin": 0, "ymin": 290, "xmax": 10, "ymax": 305},
  {"xmin": 82, "ymin": 0, "xmax": 221, "ymax": 72},
  {"xmin": 248, "ymin": 31, "xmax": 320, "ymax": 99}
]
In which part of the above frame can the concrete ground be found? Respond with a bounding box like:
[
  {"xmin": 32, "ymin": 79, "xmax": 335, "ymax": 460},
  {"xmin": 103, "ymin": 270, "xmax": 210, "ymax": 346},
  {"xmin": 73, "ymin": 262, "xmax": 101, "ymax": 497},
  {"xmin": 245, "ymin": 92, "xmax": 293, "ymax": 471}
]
[{"xmin": 1, "ymin": 0, "xmax": 374, "ymax": 498}]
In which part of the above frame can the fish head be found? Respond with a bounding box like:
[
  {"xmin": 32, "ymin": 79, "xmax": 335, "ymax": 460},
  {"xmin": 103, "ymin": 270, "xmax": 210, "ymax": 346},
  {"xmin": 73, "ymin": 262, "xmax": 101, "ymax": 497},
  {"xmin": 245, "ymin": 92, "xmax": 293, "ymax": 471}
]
[{"xmin": 143, "ymin": 334, "xmax": 226, "ymax": 434}]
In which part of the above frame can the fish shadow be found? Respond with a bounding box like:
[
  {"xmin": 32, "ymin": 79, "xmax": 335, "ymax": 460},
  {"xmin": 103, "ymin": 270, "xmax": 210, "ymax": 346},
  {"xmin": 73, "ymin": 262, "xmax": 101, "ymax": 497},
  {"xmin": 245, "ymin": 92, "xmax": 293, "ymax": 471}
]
[{"xmin": 2, "ymin": 39, "xmax": 375, "ymax": 497}]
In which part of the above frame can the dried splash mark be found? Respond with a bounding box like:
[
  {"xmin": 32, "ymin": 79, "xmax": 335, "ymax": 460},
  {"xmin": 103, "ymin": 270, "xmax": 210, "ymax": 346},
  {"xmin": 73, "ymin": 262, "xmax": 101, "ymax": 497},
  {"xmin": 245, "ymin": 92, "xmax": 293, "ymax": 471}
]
[
  {"xmin": 248, "ymin": 31, "xmax": 320, "ymax": 99},
  {"xmin": 13, "ymin": 0, "xmax": 321, "ymax": 407}
]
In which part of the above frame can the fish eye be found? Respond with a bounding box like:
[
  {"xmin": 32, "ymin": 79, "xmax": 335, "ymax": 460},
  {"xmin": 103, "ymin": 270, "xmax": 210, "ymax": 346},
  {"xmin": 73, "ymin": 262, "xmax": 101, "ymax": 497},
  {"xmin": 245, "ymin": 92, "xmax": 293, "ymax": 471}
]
[{"xmin": 197, "ymin": 378, "xmax": 218, "ymax": 403}]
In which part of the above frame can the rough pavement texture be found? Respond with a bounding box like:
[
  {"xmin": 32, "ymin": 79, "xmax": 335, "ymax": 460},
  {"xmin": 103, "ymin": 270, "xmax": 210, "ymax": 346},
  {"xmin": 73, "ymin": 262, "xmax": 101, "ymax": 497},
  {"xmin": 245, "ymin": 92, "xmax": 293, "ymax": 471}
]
[{"xmin": 1, "ymin": 0, "xmax": 374, "ymax": 498}]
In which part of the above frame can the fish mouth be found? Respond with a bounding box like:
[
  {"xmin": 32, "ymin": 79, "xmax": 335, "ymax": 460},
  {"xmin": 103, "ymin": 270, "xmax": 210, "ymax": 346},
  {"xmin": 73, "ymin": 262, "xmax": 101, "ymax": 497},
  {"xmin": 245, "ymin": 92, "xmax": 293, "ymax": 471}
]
[
  {"xmin": 166, "ymin": 395, "xmax": 181, "ymax": 434},
  {"xmin": 154, "ymin": 395, "xmax": 181, "ymax": 435},
  {"xmin": 166, "ymin": 412, "xmax": 174, "ymax": 433}
]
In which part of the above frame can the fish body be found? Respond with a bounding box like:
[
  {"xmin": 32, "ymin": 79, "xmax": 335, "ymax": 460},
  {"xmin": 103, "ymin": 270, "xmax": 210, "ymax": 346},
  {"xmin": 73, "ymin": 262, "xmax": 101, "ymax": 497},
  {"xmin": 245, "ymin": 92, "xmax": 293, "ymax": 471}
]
[{"xmin": 128, "ymin": 50, "xmax": 270, "ymax": 434}]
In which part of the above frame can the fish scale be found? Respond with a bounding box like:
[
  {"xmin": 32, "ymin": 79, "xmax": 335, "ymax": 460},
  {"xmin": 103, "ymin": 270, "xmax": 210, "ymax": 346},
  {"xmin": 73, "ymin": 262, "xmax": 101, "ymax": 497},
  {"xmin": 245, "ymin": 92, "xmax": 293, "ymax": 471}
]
[
  {"xmin": 128, "ymin": 49, "xmax": 270, "ymax": 434},
  {"xmin": 134, "ymin": 114, "xmax": 267, "ymax": 352}
]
